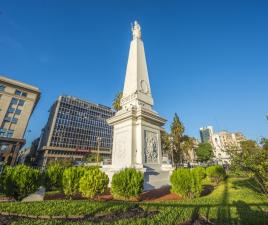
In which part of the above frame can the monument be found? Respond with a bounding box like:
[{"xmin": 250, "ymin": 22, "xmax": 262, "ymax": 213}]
[{"xmin": 104, "ymin": 21, "xmax": 172, "ymax": 190}]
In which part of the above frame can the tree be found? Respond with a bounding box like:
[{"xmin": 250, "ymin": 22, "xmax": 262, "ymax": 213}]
[
  {"xmin": 84, "ymin": 153, "xmax": 103, "ymax": 163},
  {"xmin": 161, "ymin": 130, "xmax": 171, "ymax": 155},
  {"xmin": 228, "ymin": 139, "xmax": 268, "ymax": 194},
  {"xmin": 112, "ymin": 92, "xmax": 123, "ymax": 111},
  {"xmin": 170, "ymin": 113, "xmax": 185, "ymax": 165},
  {"xmin": 195, "ymin": 143, "xmax": 214, "ymax": 162},
  {"xmin": 180, "ymin": 135, "xmax": 196, "ymax": 163}
]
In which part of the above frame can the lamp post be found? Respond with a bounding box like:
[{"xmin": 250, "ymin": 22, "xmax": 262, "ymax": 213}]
[{"xmin": 96, "ymin": 137, "xmax": 102, "ymax": 165}]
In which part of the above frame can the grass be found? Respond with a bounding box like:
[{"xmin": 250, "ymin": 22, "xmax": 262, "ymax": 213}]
[{"xmin": 0, "ymin": 177, "xmax": 267, "ymax": 225}]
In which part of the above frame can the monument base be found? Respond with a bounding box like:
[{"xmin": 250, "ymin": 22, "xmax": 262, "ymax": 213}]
[{"xmin": 102, "ymin": 164, "xmax": 174, "ymax": 191}]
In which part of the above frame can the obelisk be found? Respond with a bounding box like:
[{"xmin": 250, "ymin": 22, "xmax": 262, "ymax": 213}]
[{"xmin": 107, "ymin": 21, "xmax": 166, "ymax": 171}]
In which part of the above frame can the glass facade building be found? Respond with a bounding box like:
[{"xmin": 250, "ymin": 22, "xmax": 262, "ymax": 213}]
[{"xmin": 37, "ymin": 95, "xmax": 115, "ymax": 168}]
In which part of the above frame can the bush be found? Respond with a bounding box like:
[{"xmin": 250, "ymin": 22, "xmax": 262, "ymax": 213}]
[
  {"xmin": 206, "ymin": 165, "xmax": 226, "ymax": 184},
  {"xmin": 43, "ymin": 162, "xmax": 64, "ymax": 191},
  {"xmin": 111, "ymin": 168, "xmax": 144, "ymax": 200},
  {"xmin": 62, "ymin": 166, "xmax": 86, "ymax": 197},
  {"xmin": 0, "ymin": 165, "xmax": 40, "ymax": 200},
  {"xmin": 79, "ymin": 168, "xmax": 109, "ymax": 198},
  {"xmin": 170, "ymin": 168, "xmax": 202, "ymax": 198},
  {"xmin": 192, "ymin": 167, "xmax": 206, "ymax": 180}
]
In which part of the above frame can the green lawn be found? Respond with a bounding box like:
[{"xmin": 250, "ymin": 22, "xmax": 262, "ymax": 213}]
[{"xmin": 0, "ymin": 177, "xmax": 267, "ymax": 225}]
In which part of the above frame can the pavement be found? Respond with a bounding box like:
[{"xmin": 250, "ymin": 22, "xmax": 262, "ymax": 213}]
[{"xmin": 21, "ymin": 186, "xmax": 46, "ymax": 202}]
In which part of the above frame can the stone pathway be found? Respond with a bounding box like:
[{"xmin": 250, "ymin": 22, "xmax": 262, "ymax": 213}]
[{"xmin": 21, "ymin": 187, "xmax": 46, "ymax": 202}]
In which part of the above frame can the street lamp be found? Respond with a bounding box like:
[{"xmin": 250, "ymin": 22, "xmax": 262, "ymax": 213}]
[{"xmin": 96, "ymin": 137, "xmax": 102, "ymax": 165}]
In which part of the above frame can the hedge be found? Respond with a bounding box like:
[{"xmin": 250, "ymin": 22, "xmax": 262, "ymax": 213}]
[
  {"xmin": 206, "ymin": 165, "xmax": 226, "ymax": 184},
  {"xmin": 170, "ymin": 168, "xmax": 202, "ymax": 198},
  {"xmin": 79, "ymin": 168, "xmax": 109, "ymax": 198},
  {"xmin": 111, "ymin": 168, "xmax": 144, "ymax": 200}
]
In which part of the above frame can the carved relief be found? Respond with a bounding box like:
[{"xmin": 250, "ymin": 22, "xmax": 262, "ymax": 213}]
[
  {"xmin": 115, "ymin": 132, "xmax": 127, "ymax": 161},
  {"xmin": 144, "ymin": 131, "xmax": 158, "ymax": 163}
]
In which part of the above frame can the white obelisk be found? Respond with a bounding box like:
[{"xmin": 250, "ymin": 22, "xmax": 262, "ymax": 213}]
[{"xmin": 107, "ymin": 21, "xmax": 166, "ymax": 171}]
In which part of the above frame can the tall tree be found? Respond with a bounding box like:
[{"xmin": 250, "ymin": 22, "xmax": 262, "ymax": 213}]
[
  {"xmin": 170, "ymin": 113, "xmax": 185, "ymax": 165},
  {"xmin": 195, "ymin": 143, "xmax": 214, "ymax": 162},
  {"xmin": 161, "ymin": 130, "xmax": 171, "ymax": 155},
  {"xmin": 112, "ymin": 92, "xmax": 123, "ymax": 111},
  {"xmin": 180, "ymin": 135, "xmax": 196, "ymax": 162}
]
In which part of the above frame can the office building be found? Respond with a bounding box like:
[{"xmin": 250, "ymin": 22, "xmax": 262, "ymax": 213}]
[
  {"xmin": 0, "ymin": 75, "xmax": 40, "ymax": 165},
  {"xmin": 200, "ymin": 126, "xmax": 213, "ymax": 143},
  {"xmin": 200, "ymin": 126, "xmax": 246, "ymax": 164},
  {"xmin": 37, "ymin": 95, "xmax": 114, "ymax": 168}
]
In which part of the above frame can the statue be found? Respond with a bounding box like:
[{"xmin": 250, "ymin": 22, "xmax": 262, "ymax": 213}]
[{"xmin": 132, "ymin": 21, "xmax": 141, "ymax": 39}]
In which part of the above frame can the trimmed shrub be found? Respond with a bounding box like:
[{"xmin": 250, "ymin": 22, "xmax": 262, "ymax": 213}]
[
  {"xmin": 192, "ymin": 167, "xmax": 206, "ymax": 180},
  {"xmin": 111, "ymin": 168, "xmax": 144, "ymax": 200},
  {"xmin": 170, "ymin": 168, "xmax": 202, "ymax": 198},
  {"xmin": 79, "ymin": 168, "xmax": 109, "ymax": 198},
  {"xmin": 43, "ymin": 162, "xmax": 64, "ymax": 191},
  {"xmin": 0, "ymin": 165, "xmax": 41, "ymax": 200},
  {"xmin": 206, "ymin": 165, "xmax": 226, "ymax": 184},
  {"xmin": 62, "ymin": 166, "xmax": 86, "ymax": 197}
]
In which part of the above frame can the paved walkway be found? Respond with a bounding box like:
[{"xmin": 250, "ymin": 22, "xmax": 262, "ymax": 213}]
[{"xmin": 21, "ymin": 186, "xmax": 46, "ymax": 202}]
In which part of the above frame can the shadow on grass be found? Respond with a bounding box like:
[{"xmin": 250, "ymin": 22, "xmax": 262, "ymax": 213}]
[{"xmin": 231, "ymin": 178, "xmax": 262, "ymax": 193}]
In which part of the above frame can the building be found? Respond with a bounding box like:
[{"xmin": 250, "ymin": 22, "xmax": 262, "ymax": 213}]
[
  {"xmin": 0, "ymin": 75, "xmax": 40, "ymax": 165},
  {"xmin": 37, "ymin": 95, "xmax": 114, "ymax": 168},
  {"xmin": 200, "ymin": 126, "xmax": 213, "ymax": 143},
  {"xmin": 200, "ymin": 126, "xmax": 246, "ymax": 164}
]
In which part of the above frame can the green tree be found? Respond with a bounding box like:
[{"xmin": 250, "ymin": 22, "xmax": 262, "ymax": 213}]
[
  {"xmin": 112, "ymin": 92, "xmax": 123, "ymax": 111},
  {"xmin": 161, "ymin": 130, "xmax": 171, "ymax": 155},
  {"xmin": 180, "ymin": 135, "xmax": 196, "ymax": 162},
  {"xmin": 228, "ymin": 139, "xmax": 268, "ymax": 194},
  {"xmin": 170, "ymin": 113, "xmax": 185, "ymax": 165},
  {"xmin": 195, "ymin": 143, "xmax": 214, "ymax": 162},
  {"xmin": 83, "ymin": 153, "xmax": 103, "ymax": 163}
]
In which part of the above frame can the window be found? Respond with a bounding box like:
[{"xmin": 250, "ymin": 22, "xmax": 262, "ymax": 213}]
[
  {"xmin": 11, "ymin": 98, "xmax": 18, "ymax": 105},
  {"xmin": 18, "ymin": 99, "xmax": 25, "ymax": 106},
  {"xmin": 11, "ymin": 118, "xmax": 18, "ymax": 124},
  {"xmin": 4, "ymin": 117, "xmax": 11, "ymax": 122},
  {"xmin": 7, "ymin": 107, "xmax": 15, "ymax": 113},
  {"xmin": 15, "ymin": 90, "xmax": 22, "ymax": 95},
  {"xmin": 0, "ymin": 84, "xmax": 5, "ymax": 91},
  {"xmin": 15, "ymin": 89, "xmax": 27, "ymax": 97},
  {"xmin": 7, "ymin": 130, "xmax": 14, "ymax": 138},
  {"xmin": 15, "ymin": 109, "xmax": 21, "ymax": 115},
  {"xmin": 0, "ymin": 128, "xmax": 6, "ymax": 137}
]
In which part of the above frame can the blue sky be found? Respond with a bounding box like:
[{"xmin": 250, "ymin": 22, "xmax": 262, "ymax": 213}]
[{"xmin": 0, "ymin": 0, "xmax": 267, "ymax": 145}]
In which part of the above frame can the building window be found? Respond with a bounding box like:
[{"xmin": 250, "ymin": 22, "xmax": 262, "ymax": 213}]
[
  {"xmin": 18, "ymin": 99, "xmax": 25, "ymax": 106},
  {"xmin": 8, "ymin": 107, "xmax": 15, "ymax": 113},
  {"xmin": 11, "ymin": 98, "xmax": 18, "ymax": 105},
  {"xmin": 0, "ymin": 84, "xmax": 5, "ymax": 91},
  {"xmin": 11, "ymin": 118, "xmax": 18, "ymax": 124},
  {"xmin": 15, "ymin": 109, "xmax": 22, "ymax": 115},
  {"xmin": 15, "ymin": 89, "xmax": 27, "ymax": 97},
  {"xmin": 7, "ymin": 130, "xmax": 14, "ymax": 138},
  {"xmin": 15, "ymin": 90, "xmax": 22, "ymax": 95},
  {"xmin": 4, "ymin": 117, "xmax": 12, "ymax": 122}
]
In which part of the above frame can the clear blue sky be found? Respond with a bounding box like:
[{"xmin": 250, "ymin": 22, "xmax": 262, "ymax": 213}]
[{"xmin": 1, "ymin": 0, "xmax": 267, "ymax": 145}]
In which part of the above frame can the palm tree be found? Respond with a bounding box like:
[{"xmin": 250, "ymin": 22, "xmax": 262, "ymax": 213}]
[{"xmin": 112, "ymin": 92, "xmax": 123, "ymax": 111}]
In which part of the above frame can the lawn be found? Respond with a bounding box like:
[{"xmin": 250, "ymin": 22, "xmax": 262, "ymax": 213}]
[{"xmin": 0, "ymin": 177, "xmax": 267, "ymax": 225}]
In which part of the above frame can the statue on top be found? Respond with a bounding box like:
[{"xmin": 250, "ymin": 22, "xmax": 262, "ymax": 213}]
[{"xmin": 132, "ymin": 21, "xmax": 141, "ymax": 40}]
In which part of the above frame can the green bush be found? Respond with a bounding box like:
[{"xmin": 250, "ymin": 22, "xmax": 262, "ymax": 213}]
[
  {"xmin": 170, "ymin": 168, "xmax": 202, "ymax": 198},
  {"xmin": 62, "ymin": 166, "xmax": 86, "ymax": 197},
  {"xmin": 206, "ymin": 165, "xmax": 226, "ymax": 184},
  {"xmin": 0, "ymin": 165, "xmax": 40, "ymax": 200},
  {"xmin": 43, "ymin": 162, "xmax": 65, "ymax": 191},
  {"xmin": 111, "ymin": 168, "xmax": 144, "ymax": 200},
  {"xmin": 79, "ymin": 168, "xmax": 109, "ymax": 198},
  {"xmin": 192, "ymin": 166, "xmax": 206, "ymax": 179}
]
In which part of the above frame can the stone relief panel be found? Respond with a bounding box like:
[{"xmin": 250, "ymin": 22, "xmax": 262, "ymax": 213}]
[
  {"xmin": 144, "ymin": 130, "xmax": 158, "ymax": 163},
  {"xmin": 114, "ymin": 132, "xmax": 127, "ymax": 162}
]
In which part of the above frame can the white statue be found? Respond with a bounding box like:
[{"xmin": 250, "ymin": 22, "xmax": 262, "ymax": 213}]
[{"xmin": 132, "ymin": 21, "xmax": 141, "ymax": 39}]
